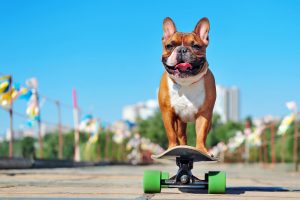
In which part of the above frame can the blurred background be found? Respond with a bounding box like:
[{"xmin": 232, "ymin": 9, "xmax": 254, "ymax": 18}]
[{"xmin": 0, "ymin": 0, "xmax": 299, "ymax": 169}]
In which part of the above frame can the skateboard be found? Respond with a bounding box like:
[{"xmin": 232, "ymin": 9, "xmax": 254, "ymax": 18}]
[{"xmin": 143, "ymin": 145, "xmax": 226, "ymax": 194}]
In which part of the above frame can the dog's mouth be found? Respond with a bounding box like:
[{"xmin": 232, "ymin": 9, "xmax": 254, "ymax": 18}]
[
  {"xmin": 165, "ymin": 63, "xmax": 192, "ymax": 71},
  {"xmin": 175, "ymin": 63, "xmax": 193, "ymax": 71},
  {"xmin": 164, "ymin": 58, "xmax": 206, "ymax": 78}
]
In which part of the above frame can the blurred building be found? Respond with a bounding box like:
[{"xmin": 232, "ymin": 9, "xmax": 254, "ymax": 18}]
[
  {"xmin": 214, "ymin": 85, "xmax": 240, "ymax": 122},
  {"xmin": 122, "ymin": 99, "xmax": 159, "ymax": 123}
]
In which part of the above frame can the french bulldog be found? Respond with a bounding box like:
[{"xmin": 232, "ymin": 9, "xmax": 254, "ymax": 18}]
[{"xmin": 158, "ymin": 17, "xmax": 216, "ymax": 155}]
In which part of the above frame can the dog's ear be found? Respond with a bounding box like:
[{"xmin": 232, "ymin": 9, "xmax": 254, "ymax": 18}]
[
  {"xmin": 194, "ymin": 17, "xmax": 210, "ymax": 46},
  {"xmin": 163, "ymin": 17, "xmax": 176, "ymax": 42}
]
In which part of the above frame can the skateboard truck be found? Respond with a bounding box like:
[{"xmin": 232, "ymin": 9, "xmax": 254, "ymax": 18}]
[
  {"xmin": 175, "ymin": 157, "xmax": 194, "ymax": 184},
  {"xmin": 162, "ymin": 156, "xmax": 207, "ymax": 189},
  {"xmin": 143, "ymin": 145, "xmax": 226, "ymax": 194}
]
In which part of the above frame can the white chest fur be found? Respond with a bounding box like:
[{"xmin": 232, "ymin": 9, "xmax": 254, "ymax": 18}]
[{"xmin": 167, "ymin": 76, "xmax": 206, "ymax": 122}]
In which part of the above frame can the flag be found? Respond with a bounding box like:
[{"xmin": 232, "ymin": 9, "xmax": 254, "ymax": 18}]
[
  {"xmin": 25, "ymin": 89, "xmax": 40, "ymax": 126},
  {"xmin": 277, "ymin": 114, "xmax": 296, "ymax": 135},
  {"xmin": 0, "ymin": 76, "xmax": 12, "ymax": 108},
  {"xmin": 23, "ymin": 78, "xmax": 40, "ymax": 125},
  {"xmin": 79, "ymin": 114, "xmax": 99, "ymax": 143},
  {"xmin": 26, "ymin": 78, "xmax": 38, "ymax": 89},
  {"xmin": 0, "ymin": 81, "xmax": 10, "ymax": 94},
  {"xmin": 11, "ymin": 84, "xmax": 29, "ymax": 101},
  {"xmin": 0, "ymin": 77, "xmax": 31, "ymax": 108},
  {"xmin": 19, "ymin": 88, "xmax": 32, "ymax": 100},
  {"xmin": 0, "ymin": 92, "xmax": 12, "ymax": 108}
]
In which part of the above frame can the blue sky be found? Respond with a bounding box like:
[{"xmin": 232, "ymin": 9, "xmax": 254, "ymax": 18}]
[{"xmin": 0, "ymin": 0, "xmax": 300, "ymax": 135}]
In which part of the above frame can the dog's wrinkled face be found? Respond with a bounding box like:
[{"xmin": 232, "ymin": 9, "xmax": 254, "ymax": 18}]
[{"xmin": 162, "ymin": 17, "xmax": 210, "ymax": 79}]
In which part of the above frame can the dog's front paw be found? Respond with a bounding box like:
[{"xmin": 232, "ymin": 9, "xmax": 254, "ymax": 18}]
[
  {"xmin": 168, "ymin": 143, "xmax": 178, "ymax": 150},
  {"xmin": 196, "ymin": 145, "xmax": 210, "ymax": 155}
]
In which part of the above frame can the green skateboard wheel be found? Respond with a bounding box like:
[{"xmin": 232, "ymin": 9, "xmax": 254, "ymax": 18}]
[
  {"xmin": 143, "ymin": 170, "xmax": 161, "ymax": 193},
  {"xmin": 161, "ymin": 171, "xmax": 169, "ymax": 188},
  {"xmin": 208, "ymin": 171, "xmax": 226, "ymax": 194},
  {"xmin": 161, "ymin": 171, "xmax": 169, "ymax": 180}
]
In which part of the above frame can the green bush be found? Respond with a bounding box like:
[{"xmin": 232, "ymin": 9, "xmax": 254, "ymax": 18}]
[
  {"xmin": 137, "ymin": 112, "xmax": 168, "ymax": 149},
  {"xmin": 43, "ymin": 133, "xmax": 59, "ymax": 159},
  {"xmin": 21, "ymin": 136, "xmax": 35, "ymax": 159},
  {"xmin": 0, "ymin": 141, "xmax": 9, "ymax": 157}
]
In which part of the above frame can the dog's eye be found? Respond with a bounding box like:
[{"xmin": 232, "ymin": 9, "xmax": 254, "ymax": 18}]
[
  {"xmin": 192, "ymin": 44, "xmax": 201, "ymax": 50},
  {"xmin": 166, "ymin": 44, "xmax": 174, "ymax": 50}
]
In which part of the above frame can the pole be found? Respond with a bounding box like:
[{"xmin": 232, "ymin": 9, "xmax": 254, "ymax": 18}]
[
  {"xmin": 122, "ymin": 141, "xmax": 126, "ymax": 161},
  {"xmin": 281, "ymin": 133, "xmax": 286, "ymax": 163},
  {"xmin": 56, "ymin": 101, "xmax": 63, "ymax": 159},
  {"xmin": 271, "ymin": 123, "xmax": 276, "ymax": 165},
  {"xmin": 112, "ymin": 141, "xmax": 116, "ymax": 161},
  {"xmin": 36, "ymin": 90, "xmax": 43, "ymax": 159},
  {"xmin": 262, "ymin": 130, "xmax": 268, "ymax": 164},
  {"xmin": 96, "ymin": 118, "xmax": 101, "ymax": 161},
  {"xmin": 9, "ymin": 108, "xmax": 13, "ymax": 158},
  {"xmin": 8, "ymin": 76, "xmax": 13, "ymax": 158},
  {"xmin": 259, "ymin": 128, "xmax": 264, "ymax": 163},
  {"xmin": 244, "ymin": 120, "xmax": 251, "ymax": 163},
  {"xmin": 72, "ymin": 89, "xmax": 80, "ymax": 162},
  {"xmin": 259, "ymin": 143, "xmax": 263, "ymax": 163},
  {"xmin": 294, "ymin": 112, "xmax": 299, "ymax": 171},
  {"xmin": 105, "ymin": 133, "xmax": 110, "ymax": 160}
]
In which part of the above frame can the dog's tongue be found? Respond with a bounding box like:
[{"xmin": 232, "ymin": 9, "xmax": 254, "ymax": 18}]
[{"xmin": 175, "ymin": 63, "xmax": 192, "ymax": 71}]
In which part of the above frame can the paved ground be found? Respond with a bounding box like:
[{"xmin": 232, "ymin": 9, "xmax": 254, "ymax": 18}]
[{"xmin": 0, "ymin": 161, "xmax": 299, "ymax": 199}]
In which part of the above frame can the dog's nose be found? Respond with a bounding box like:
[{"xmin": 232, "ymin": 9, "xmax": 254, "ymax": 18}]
[{"xmin": 177, "ymin": 46, "xmax": 188, "ymax": 54}]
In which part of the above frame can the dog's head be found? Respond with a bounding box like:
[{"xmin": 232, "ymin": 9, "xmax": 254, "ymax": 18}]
[{"xmin": 161, "ymin": 17, "xmax": 210, "ymax": 80}]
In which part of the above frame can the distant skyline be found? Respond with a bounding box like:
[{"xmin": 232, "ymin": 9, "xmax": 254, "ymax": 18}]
[{"xmin": 1, "ymin": 0, "xmax": 300, "ymax": 135}]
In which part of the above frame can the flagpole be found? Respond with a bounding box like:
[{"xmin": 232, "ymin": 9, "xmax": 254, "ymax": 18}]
[
  {"xmin": 271, "ymin": 123, "xmax": 276, "ymax": 165},
  {"xmin": 36, "ymin": 89, "xmax": 43, "ymax": 159},
  {"xmin": 244, "ymin": 120, "xmax": 251, "ymax": 163},
  {"xmin": 286, "ymin": 101, "xmax": 299, "ymax": 172},
  {"xmin": 294, "ymin": 110, "xmax": 298, "ymax": 171},
  {"xmin": 8, "ymin": 76, "xmax": 14, "ymax": 158},
  {"xmin": 56, "ymin": 100, "xmax": 63, "ymax": 159},
  {"xmin": 72, "ymin": 89, "xmax": 80, "ymax": 162},
  {"xmin": 281, "ymin": 133, "xmax": 286, "ymax": 163}
]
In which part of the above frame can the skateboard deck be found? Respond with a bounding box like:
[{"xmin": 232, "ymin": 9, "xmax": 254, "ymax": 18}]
[{"xmin": 151, "ymin": 145, "xmax": 218, "ymax": 162}]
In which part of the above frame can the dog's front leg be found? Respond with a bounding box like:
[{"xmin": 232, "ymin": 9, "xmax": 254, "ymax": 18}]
[
  {"xmin": 175, "ymin": 118, "xmax": 187, "ymax": 145},
  {"xmin": 195, "ymin": 114, "xmax": 212, "ymax": 155},
  {"xmin": 161, "ymin": 110, "xmax": 178, "ymax": 149}
]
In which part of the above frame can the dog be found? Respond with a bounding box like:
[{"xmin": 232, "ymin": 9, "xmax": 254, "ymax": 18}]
[{"xmin": 158, "ymin": 17, "xmax": 216, "ymax": 155}]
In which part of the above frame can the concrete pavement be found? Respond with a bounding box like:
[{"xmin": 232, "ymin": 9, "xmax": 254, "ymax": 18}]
[{"xmin": 0, "ymin": 162, "xmax": 299, "ymax": 199}]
